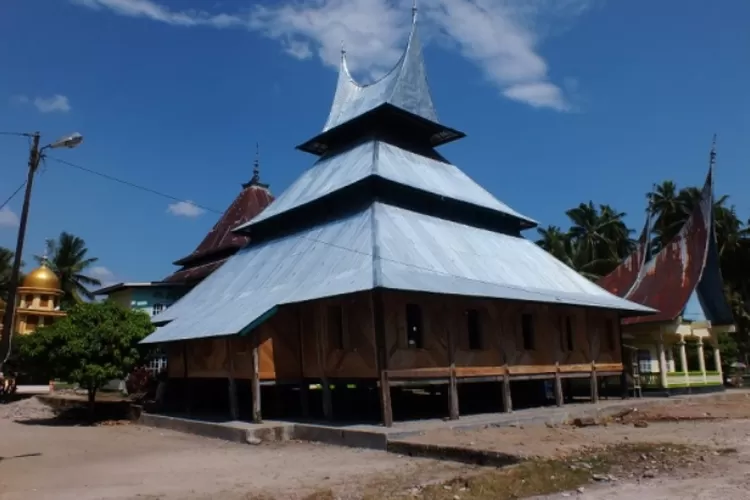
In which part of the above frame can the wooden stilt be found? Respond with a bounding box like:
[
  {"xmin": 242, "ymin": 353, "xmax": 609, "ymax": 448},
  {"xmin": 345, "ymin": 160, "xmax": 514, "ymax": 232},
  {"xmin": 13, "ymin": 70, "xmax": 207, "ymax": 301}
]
[
  {"xmin": 299, "ymin": 381, "xmax": 310, "ymax": 418},
  {"xmin": 372, "ymin": 290, "xmax": 393, "ymax": 427},
  {"xmin": 251, "ymin": 343, "xmax": 262, "ymax": 423},
  {"xmin": 315, "ymin": 311, "xmax": 333, "ymax": 420},
  {"xmin": 226, "ymin": 337, "xmax": 239, "ymax": 420},
  {"xmin": 590, "ymin": 363, "xmax": 599, "ymax": 403},
  {"xmin": 182, "ymin": 342, "xmax": 192, "ymax": 415},
  {"xmin": 502, "ymin": 369, "xmax": 512, "ymax": 413},
  {"xmin": 447, "ymin": 324, "xmax": 459, "ymax": 420},
  {"xmin": 554, "ymin": 364, "xmax": 563, "ymax": 407},
  {"xmin": 297, "ymin": 308, "xmax": 310, "ymax": 418}
]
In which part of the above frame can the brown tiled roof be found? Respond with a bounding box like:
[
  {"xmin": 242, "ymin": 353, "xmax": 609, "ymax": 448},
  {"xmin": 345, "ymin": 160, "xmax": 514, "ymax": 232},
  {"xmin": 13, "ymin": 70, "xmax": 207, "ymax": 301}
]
[{"xmin": 165, "ymin": 182, "xmax": 274, "ymax": 284}]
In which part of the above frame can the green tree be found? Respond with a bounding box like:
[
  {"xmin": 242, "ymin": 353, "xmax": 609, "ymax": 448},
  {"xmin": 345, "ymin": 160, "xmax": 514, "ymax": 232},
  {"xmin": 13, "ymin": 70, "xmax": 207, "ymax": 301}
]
[
  {"xmin": 36, "ymin": 232, "xmax": 102, "ymax": 307},
  {"xmin": 0, "ymin": 246, "xmax": 25, "ymax": 301},
  {"xmin": 21, "ymin": 301, "xmax": 154, "ymax": 417}
]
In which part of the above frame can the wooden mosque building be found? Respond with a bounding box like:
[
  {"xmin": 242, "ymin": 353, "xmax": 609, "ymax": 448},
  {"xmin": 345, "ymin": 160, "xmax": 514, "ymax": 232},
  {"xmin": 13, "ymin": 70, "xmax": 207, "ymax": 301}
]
[
  {"xmin": 597, "ymin": 142, "xmax": 735, "ymax": 395},
  {"xmin": 143, "ymin": 9, "xmax": 652, "ymax": 426}
]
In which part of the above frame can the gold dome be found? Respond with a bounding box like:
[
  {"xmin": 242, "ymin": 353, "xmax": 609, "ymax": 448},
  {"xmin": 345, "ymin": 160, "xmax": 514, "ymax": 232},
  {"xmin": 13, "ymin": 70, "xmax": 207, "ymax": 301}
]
[{"xmin": 22, "ymin": 263, "xmax": 61, "ymax": 291}]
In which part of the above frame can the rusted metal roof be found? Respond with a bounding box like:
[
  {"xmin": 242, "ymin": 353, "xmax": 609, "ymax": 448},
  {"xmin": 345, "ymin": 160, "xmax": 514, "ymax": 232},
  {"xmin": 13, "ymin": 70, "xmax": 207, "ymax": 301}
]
[
  {"xmin": 164, "ymin": 182, "xmax": 273, "ymax": 283},
  {"xmin": 622, "ymin": 172, "xmax": 712, "ymax": 325},
  {"xmin": 163, "ymin": 259, "xmax": 227, "ymax": 285},
  {"xmin": 596, "ymin": 219, "xmax": 650, "ymax": 298}
]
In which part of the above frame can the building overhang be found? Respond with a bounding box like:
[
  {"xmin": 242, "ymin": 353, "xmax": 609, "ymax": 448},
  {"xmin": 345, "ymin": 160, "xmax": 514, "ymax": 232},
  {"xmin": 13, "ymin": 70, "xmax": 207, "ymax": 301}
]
[
  {"xmin": 296, "ymin": 104, "xmax": 465, "ymax": 156},
  {"xmin": 93, "ymin": 281, "xmax": 185, "ymax": 296}
]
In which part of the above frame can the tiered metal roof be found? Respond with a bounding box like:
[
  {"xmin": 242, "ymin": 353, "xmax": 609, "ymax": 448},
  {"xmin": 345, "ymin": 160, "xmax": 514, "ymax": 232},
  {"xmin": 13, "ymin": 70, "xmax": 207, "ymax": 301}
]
[
  {"xmin": 146, "ymin": 203, "xmax": 652, "ymax": 343},
  {"xmin": 142, "ymin": 7, "xmax": 652, "ymax": 345}
]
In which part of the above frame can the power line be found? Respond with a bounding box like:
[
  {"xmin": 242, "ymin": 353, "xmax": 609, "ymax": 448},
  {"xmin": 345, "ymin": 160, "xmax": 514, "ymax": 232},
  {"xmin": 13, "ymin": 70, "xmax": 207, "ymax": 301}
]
[
  {"xmin": 0, "ymin": 132, "xmax": 30, "ymax": 137},
  {"xmin": 0, "ymin": 182, "xmax": 25, "ymax": 211},
  {"xmin": 47, "ymin": 156, "xmax": 223, "ymax": 215}
]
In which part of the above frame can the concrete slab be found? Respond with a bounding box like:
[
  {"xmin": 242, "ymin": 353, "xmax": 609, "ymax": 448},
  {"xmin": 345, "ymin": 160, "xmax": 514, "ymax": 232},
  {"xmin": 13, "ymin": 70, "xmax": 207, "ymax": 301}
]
[
  {"xmin": 136, "ymin": 391, "xmax": 739, "ymax": 457},
  {"xmin": 15, "ymin": 385, "xmax": 50, "ymax": 395}
]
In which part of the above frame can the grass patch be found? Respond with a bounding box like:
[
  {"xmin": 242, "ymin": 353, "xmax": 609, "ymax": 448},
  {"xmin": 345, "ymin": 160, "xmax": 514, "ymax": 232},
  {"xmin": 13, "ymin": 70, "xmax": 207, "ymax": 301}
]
[{"xmin": 379, "ymin": 443, "xmax": 703, "ymax": 500}]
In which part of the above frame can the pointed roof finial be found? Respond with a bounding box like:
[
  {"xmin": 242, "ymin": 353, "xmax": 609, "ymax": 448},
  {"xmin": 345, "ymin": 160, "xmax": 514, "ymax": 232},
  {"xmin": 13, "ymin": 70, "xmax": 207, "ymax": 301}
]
[
  {"xmin": 709, "ymin": 134, "xmax": 717, "ymax": 170},
  {"xmin": 42, "ymin": 238, "xmax": 52, "ymax": 266},
  {"xmin": 412, "ymin": 0, "xmax": 418, "ymax": 19},
  {"xmin": 341, "ymin": 39, "xmax": 346, "ymax": 58},
  {"xmin": 252, "ymin": 142, "xmax": 260, "ymax": 183}
]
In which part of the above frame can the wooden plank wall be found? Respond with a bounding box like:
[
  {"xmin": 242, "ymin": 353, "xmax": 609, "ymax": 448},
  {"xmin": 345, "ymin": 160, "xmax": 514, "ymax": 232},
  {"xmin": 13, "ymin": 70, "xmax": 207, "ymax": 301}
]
[{"xmin": 166, "ymin": 290, "xmax": 622, "ymax": 380}]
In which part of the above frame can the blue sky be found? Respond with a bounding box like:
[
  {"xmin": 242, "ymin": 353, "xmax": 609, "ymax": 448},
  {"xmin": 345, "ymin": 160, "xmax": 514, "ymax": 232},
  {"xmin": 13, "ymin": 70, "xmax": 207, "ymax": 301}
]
[{"xmin": 1, "ymin": 0, "xmax": 748, "ymax": 288}]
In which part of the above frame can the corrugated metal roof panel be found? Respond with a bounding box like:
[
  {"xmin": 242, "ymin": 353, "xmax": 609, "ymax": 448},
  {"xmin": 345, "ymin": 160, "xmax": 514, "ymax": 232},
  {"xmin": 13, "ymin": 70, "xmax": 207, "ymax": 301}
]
[
  {"xmin": 246, "ymin": 141, "xmax": 374, "ymax": 226},
  {"xmin": 375, "ymin": 204, "xmax": 652, "ymax": 313},
  {"xmin": 376, "ymin": 143, "xmax": 535, "ymax": 225},
  {"xmin": 144, "ymin": 207, "xmax": 375, "ymax": 343},
  {"xmin": 236, "ymin": 141, "xmax": 534, "ymax": 232},
  {"xmin": 146, "ymin": 203, "xmax": 651, "ymax": 344}
]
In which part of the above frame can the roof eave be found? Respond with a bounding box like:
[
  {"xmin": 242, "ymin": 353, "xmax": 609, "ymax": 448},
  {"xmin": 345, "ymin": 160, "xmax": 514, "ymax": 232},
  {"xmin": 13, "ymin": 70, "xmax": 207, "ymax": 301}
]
[{"xmin": 296, "ymin": 104, "xmax": 465, "ymax": 156}]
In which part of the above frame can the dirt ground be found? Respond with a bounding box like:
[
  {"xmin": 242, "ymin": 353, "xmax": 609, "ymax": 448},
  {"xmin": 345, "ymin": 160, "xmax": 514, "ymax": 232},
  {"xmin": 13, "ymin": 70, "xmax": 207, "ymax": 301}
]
[
  {"xmin": 404, "ymin": 392, "xmax": 750, "ymax": 499},
  {"xmin": 0, "ymin": 399, "xmax": 460, "ymax": 500},
  {"xmin": 2, "ymin": 393, "xmax": 750, "ymax": 499}
]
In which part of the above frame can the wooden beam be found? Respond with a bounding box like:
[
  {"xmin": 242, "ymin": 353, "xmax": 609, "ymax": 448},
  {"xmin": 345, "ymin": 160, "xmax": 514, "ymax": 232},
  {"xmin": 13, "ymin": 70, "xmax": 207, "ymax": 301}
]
[
  {"xmin": 251, "ymin": 342, "xmax": 262, "ymax": 423},
  {"xmin": 315, "ymin": 305, "xmax": 333, "ymax": 420},
  {"xmin": 297, "ymin": 307, "xmax": 310, "ymax": 418},
  {"xmin": 554, "ymin": 362, "xmax": 563, "ymax": 407},
  {"xmin": 447, "ymin": 322, "xmax": 459, "ymax": 420},
  {"xmin": 226, "ymin": 337, "xmax": 239, "ymax": 420},
  {"xmin": 502, "ymin": 369, "xmax": 512, "ymax": 413},
  {"xmin": 590, "ymin": 362, "xmax": 599, "ymax": 403},
  {"xmin": 372, "ymin": 290, "xmax": 393, "ymax": 427},
  {"xmin": 182, "ymin": 342, "xmax": 191, "ymax": 415}
]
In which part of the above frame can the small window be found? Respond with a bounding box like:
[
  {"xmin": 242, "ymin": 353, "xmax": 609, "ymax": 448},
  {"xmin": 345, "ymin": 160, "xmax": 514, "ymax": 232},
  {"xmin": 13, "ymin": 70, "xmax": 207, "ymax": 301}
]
[
  {"xmin": 26, "ymin": 316, "xmax": 38, "ymax": 327},
  {"xmin": 605, "ymin": 319, "xmax": 616, "ymax": 351},
  {"xmin": 467, "ymin": 309, "xmax": 482, "ymax": 350},
  {"xmin": 406, "ymin": 304, "xmax": 423, "ymax": 349},
  {"xmin": 40, "ymin": 295, "xmax": 50, "ymax": 308},
  {"xmin": 327, "ymin": 305, "xmax": 345, "ymax": 350},
  {"xmin": 152, "ymin": 303, "xmax": 165, "ymax": 316},
  {"xmin": 521, "ymin": 313, "xmax": 535, "ymax": 350}
]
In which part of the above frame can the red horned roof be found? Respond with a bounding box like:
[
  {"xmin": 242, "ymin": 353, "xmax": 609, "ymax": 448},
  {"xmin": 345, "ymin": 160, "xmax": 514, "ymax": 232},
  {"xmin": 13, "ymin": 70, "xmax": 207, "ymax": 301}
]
[{"xmin": 598, "ymin": 169, "xmax": 713, "ymax": 325}]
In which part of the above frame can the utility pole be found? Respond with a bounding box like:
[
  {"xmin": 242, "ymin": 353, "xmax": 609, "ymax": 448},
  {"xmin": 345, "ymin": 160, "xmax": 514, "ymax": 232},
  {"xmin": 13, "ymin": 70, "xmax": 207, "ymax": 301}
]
[{"xmin": 0, "ymin": 132, "xmax": 41, "ymax": 372}]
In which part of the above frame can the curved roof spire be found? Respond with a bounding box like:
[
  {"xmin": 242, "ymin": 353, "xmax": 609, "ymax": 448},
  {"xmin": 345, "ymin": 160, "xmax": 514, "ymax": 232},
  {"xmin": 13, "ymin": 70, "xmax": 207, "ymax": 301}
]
[{"xmin": 322, "ymin": 5, "xmax": 438, "ymax": 132}]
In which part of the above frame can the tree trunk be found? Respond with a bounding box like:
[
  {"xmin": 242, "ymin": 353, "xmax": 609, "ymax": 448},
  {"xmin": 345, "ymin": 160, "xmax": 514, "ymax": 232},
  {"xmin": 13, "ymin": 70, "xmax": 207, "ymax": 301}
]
[{"xmin": 87, "ymin": 386, "xmax": 97, "ymax": 423}]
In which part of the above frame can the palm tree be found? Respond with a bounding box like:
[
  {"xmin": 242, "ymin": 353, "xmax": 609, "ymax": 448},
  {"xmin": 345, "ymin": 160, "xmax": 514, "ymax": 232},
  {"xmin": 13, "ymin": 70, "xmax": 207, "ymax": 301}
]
[
  {"xmin": 536, "ymin": 225, "xmax": 570, "ymax": 262},
  {"xmin": 648, "ymin": 180, "xmax": 683, "ymax": 251},
  {"xmin": 36, "ymin": 232, "xmax": 101, "ymax": 307}
]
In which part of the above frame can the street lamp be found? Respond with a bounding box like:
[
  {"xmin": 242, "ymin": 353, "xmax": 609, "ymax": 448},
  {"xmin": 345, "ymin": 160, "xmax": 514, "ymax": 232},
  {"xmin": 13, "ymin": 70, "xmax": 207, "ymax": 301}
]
[{"xmin": 0, "ymin": 131, "xmax": 84, "ymax": 371}]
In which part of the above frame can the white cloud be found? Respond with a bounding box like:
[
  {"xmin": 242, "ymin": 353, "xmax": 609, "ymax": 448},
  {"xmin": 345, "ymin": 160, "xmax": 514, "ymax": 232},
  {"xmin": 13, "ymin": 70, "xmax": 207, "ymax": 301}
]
[
  {"xmin": 10, "ymin": 94, "xmax": 72, "ymax": 113},
  {"xmin": 89, "ymin": 266, "xmax": 115, "ymax": 280},
  {"xmin": 33, "ymin": 94, "xmax": 72, "ymax": 113},
  {"xmin": 0, "ymin": 206, "xmax": 19, "ymax": 228},
  {"xmin": 167, "ymin": 200, "xmax": 205, "ymax": 217},
  {"xmin": 70, "ymin": 0, "xmax": 594, "ymax": 111}
]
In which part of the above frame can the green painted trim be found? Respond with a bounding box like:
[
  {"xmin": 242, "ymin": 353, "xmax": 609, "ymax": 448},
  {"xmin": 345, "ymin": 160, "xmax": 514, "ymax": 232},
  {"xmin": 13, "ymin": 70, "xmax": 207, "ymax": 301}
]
[
  {"xmin": 238, "ymin": 306, "xmax": 279, "ymax": 336},
  {"xmin": 667, "ymin": 381, "xmax": 723, "ymax": 388}
]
